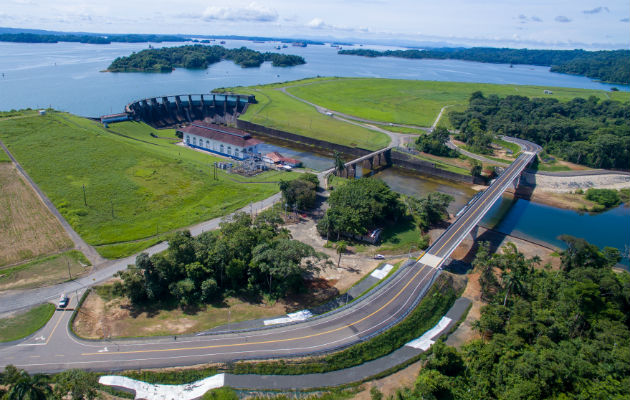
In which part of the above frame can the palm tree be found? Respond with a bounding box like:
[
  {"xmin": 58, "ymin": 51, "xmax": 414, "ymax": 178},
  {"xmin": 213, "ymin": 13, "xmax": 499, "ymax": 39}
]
[
  {"xmin": 7, "ymin": 372, "xmax": 52, "ymax": 400},
  {"xmin": 336, "ymin": 240, "xmax": 347, "ymax": 268},
  {"xmin": 333, "ymin": 151, "xmax": 345, "ymax": 176}
]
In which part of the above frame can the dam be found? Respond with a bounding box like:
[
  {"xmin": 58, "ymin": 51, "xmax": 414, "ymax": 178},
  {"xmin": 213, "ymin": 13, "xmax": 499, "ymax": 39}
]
[{"xmin": 124, "ymin": 93, "xmax": 256, "ymax": 128}]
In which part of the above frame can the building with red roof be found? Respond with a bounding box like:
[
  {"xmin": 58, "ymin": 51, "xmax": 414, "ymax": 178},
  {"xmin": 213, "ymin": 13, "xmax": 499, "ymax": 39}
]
[{"xmin": 177, "ymin": 122, "xmax": 262, "ymax": 160}]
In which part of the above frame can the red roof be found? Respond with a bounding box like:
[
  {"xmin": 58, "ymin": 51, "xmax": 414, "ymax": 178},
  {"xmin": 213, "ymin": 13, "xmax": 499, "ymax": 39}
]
[
  {"xmin": 178, "ymin": 122, "xmax": 262, "ymax": 148},
  {"xmin": 265, "ymin": 152, "xmax": 300, "ymax": 166}
]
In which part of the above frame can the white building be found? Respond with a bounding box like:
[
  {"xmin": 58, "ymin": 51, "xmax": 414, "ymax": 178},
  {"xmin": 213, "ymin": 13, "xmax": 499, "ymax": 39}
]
[{"xmin": 178, "ymin": 122, "xmax": 262, "ymax": 160}]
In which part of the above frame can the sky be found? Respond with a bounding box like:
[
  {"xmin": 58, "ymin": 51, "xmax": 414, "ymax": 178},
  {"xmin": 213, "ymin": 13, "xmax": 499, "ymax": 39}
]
[{"xmin": 1, "ymin": 0, "xmax": 629, "ymax": 49}]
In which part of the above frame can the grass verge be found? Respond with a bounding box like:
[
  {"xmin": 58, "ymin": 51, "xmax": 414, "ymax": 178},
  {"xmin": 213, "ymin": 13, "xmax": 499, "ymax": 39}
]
[
  {"xmin": 0, "ymin": 303, "xmax": 55, "ymax": 342},
  {"xmin": 0, "ymin": 250, "xmax": 90, "ymax": 292}
]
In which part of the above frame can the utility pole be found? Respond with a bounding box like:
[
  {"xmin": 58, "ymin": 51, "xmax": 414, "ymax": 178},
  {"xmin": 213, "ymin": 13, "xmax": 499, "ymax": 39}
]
[
  {"xmin": 67, "ymin": 259, "xmax": 72, "ymax": 280},
  {"xmin": 82, "ymin": 184, "xmax": 87, "ymax": 206}
]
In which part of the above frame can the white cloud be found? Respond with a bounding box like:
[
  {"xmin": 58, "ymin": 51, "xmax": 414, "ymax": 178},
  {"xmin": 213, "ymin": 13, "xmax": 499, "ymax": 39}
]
[
  {"xmin": 202, "ymin": 2, "xmax": 278, "ymax": 22},
  {"xmin": 554, "ymin": 15, "xmax": 571, "ymax": 23},
  {"xmin": 307, "ymin": 18, "xmax": 326, "ymax": 29}
]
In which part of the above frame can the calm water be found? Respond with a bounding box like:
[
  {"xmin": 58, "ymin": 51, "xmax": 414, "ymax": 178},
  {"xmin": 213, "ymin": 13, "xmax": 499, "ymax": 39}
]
[
  {"xmin": 374, "ymin": 168, "xmax": 630, "ymax": 266},
  {"xmin": 0, "ymin": 40, "xmax": 627, "ymax": 116}
]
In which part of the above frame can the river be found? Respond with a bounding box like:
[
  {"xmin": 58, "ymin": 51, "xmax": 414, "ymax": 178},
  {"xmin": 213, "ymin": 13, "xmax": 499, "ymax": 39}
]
[
  {"xmin": 374, "ymin": 168, "xmax": 630, "ymax": 267},
  {"xmin": 0, "ymin": 39, "xmax": 627, "ymax": 117}
]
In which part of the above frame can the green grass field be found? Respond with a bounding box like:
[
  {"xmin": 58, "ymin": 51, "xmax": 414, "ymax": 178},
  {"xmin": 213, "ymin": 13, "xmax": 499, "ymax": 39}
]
[
  {"xmin": 229, "ymin": 82, "xmax": 391, "ymax": 151},
  {"xmin": 0, "ymin": 113, "xmax": 298, "ymax": 258},
  {"xmin": 0, "ymin": 303, "xmax": 55, "ymax": 342},
  {"xmin": 0, "ymin": 149, "xmax": 9, "ymax": 162},
  {"xmin": 0, "ymin": 250, "xmax": 90, "ymax": 292},
  {"xmin": 284, "ymin": 78, "xmax": 630, "ymax": 127}
]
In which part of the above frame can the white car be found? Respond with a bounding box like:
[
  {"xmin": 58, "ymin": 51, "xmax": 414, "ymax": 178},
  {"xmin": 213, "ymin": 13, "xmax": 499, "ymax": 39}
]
[
  {"xmin": 58, "ymin": 294, "xmax": 69, "ymax": 308},
  {"xmin": 374, "ymin": 254, "xmax": 385, "ymax": 260}
]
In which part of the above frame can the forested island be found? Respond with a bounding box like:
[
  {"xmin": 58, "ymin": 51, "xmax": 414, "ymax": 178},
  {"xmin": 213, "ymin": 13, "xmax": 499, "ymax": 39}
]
[
  {"xmin": 107, "ymin": 44, "xmax": 306, "ymax": 72},
  {"xmin": 0, "ymin": 32, "xmax": 188, "ymax": 44},
  {"xmin": 339, "ymin": 48, "xmax": 630, "ymax": 84},
  {"xmin": 449, "ymin": 92, "xmax": 630, "ymax": 170}
]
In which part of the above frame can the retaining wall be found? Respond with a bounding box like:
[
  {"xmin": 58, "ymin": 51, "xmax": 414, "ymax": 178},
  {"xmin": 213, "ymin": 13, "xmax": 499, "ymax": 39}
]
[{"xmin": 391, "ymin": 150, "xmax": 485, "ymax": 185}]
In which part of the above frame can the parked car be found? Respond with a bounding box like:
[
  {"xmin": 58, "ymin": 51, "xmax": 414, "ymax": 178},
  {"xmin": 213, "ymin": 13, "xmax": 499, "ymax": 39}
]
[
  {"xmin": 374, "ymin": 254, "xmax": 385, "ymax": 260},
  {"xmin": 58, "ymin": 294, "xmax": 69, "ymax": 308}
]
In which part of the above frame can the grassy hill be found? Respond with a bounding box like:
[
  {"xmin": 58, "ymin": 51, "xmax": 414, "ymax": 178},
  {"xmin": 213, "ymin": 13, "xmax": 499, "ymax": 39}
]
[
  {"xmin": 0, "ymin": 112, "xmax": 296, "ymax": 258},
  {"xmin": 283, "ymin": 78, "xmax": 630, "ymax": 128}
]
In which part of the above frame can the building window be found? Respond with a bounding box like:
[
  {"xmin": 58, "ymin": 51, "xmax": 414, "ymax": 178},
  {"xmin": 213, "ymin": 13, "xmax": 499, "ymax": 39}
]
[
  {"xmin": 193, "ymin": 137, "xmax": 196, "ymax": 145},
  {"xmin": 205, "ymin": 140, "xmax": 210, "ymax": 148},
  {"xmin": 234, "ymin": 149, "xmax": 240, "ymax": 158},
  {"xmin": 186, "ymin": 135, "xmax": 190, "ymax": 144},
  {"xmin": 227, "ymin": 146, "xmax": 232, "ymax": 155},
  {"xmin": 220, "ymin": 144, "xmax": 224, "ymax": 153}
]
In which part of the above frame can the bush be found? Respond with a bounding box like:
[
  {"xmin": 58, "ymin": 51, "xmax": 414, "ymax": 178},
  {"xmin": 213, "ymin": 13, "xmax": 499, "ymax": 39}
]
[{"xmin": 585, "ymin": 188, "xmax": 621, "ymax": 209}]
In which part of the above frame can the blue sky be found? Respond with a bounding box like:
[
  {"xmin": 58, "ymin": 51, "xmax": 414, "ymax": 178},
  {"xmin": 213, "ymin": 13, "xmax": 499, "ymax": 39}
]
[{"xmin": 1, "ymin": 0, "xmax": 628, "ymax": 49}]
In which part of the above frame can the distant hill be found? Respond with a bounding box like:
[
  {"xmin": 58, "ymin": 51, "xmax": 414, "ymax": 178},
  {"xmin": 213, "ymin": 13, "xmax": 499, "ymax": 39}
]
[{"xmin": 339, "ymin": 47, "xmax": 630, "ymax": 85}]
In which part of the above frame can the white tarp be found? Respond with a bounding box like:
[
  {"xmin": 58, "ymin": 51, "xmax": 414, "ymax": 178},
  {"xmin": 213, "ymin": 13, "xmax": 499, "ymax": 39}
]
[
  {"xmin": 370, "ymin": 263, "xmax": 394, "ymax": 280},
  {"xmin": 405, "ymin": 316, "xmax": 452, "ymax": 350},
  {"xmin": 263, "ymin": 309, "xmax": 313, "ymax": 326},
  {"xmin": 99, "ymin": 373, "xmax": 225, "ymax": 400}
]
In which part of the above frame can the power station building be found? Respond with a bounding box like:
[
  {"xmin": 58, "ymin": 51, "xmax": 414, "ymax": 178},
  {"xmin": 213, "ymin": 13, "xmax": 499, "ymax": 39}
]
[{"xmin": 178, "ymin": 122, "xmax": 262, "ymax": 160}]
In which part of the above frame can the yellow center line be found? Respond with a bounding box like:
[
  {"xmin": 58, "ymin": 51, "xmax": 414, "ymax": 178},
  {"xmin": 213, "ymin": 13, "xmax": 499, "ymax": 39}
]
[
  {"xmin": 83, "ymin": 263, "xmax": 432, "ymax": 356},
  {"xmin": 82, "ymin": 155, "xmax": 531, "ymax": 358},
  {"xmin": 46, "ymin": 299, "xmax": 69, "ymax": 345}
]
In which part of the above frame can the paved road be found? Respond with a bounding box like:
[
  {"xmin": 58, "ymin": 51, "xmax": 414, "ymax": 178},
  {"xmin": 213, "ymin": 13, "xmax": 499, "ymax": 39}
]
[{"xmin": 1, "ymin": 137, "xmax": 541, "ymax": 376}]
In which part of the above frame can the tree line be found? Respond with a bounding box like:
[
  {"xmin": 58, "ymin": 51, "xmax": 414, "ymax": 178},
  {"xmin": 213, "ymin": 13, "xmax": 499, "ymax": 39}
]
[
  {"xmin": 338, "ymin": 47, "xmax": 630, "ymax": 84},
  {"xmin": 0, "ymin": 33, "xmax": 188, "ymax": 45},
  {"xmin": 449, "ymin": 91, "xmax": 630, "ymax": 169},
  {"xmin": 115, "ymin": 209, "xmax": 324, "ymax": 306},
  {"xmin": 390, "ymin": 236, "xmax": 629, "ymax": 399},
  {"xmin": 107, "ymin": 45, "xmax": 306, "ymax": 72}
]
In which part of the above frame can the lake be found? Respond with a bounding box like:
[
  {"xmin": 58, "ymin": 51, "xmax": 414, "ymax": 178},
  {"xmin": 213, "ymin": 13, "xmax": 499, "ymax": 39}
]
[{"xmin": 0, "ymin": 39, "xmax": 627, "ymax": 117}]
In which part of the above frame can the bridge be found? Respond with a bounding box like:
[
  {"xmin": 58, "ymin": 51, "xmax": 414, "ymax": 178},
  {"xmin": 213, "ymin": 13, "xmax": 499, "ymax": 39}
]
[{"xmin": 1, "ymin": 138, "xmax": 541, "ymax": 385}]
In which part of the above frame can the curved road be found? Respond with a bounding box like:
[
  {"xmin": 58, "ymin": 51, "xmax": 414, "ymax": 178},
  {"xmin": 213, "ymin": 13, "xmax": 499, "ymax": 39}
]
[{"xmin": 1, "ymin": 137, "xmax": 541, "ymax": 376}]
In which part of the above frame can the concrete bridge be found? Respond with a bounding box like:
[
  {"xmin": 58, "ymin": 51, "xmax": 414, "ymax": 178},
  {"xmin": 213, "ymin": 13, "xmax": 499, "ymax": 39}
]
[
  {"xmin": 325, "ymin": 147, "xmax": 392, "ymax": 185},
  {"xmin": 125, "ymin": 93, "xmax": 256, "ymax": 128}
]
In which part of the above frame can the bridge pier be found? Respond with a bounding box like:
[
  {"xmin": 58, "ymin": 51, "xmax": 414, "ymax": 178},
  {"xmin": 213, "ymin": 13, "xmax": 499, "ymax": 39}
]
[
  {"xmin": 512, "ymin": 174, "xmax": 521, "ymax": 190},
  {"xmin": 470, "ymin": 225, "xmax": 479, "ymax": 241}
]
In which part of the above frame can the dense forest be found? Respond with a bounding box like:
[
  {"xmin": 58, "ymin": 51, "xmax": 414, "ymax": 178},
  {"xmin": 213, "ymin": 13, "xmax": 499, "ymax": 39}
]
[
  {"xmin": 107, "ymin": 44, "xmax": 306, "ymax": 72},
  {"xmin": 115, "ymin": 210, "xmax": 323, "ymax": 305},
  {"xmin": 0, "ymin": 33, "xmax": 188, "ymax": 44},
  {"xmin": 449, "ymin": 92, "xmax": 630, "ymax": 169},
  {"xmin": 338, "ymin": 48, "xmax": 630, "ymax": 84},
  {"xmin": 390, "ymin": 237, "xmax": 629, "ymax": 399},
  {"xmin": 316, "ymin": 178, "xmax": 452, "ymax": 240}
]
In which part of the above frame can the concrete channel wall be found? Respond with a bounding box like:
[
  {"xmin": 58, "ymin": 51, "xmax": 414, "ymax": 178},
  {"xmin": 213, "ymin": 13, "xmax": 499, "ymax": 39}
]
[{"xmin": 237, "ymin": 120, "xmax": 482, "ymax": 185}]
